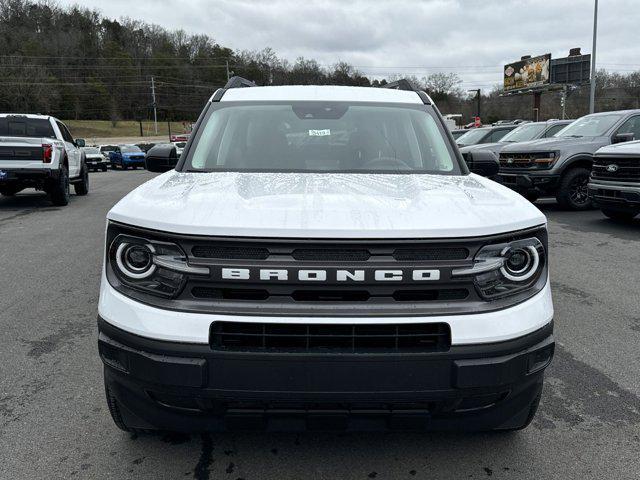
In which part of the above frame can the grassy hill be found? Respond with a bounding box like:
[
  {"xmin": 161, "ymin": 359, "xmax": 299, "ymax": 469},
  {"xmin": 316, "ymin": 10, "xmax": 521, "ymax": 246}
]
[{"xmin": 64, "ymin": 120, "xmax": 191, "ymax": 140}]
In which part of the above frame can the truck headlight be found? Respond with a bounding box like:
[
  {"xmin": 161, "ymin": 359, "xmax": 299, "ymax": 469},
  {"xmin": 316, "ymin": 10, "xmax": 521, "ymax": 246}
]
[
  {"xmin": 108, "ymin": 234, "xmax": 208, "ymax": 298},
  {"xmin": 452, "ymin": 237, "xmax": 545, "ymax": 300}
]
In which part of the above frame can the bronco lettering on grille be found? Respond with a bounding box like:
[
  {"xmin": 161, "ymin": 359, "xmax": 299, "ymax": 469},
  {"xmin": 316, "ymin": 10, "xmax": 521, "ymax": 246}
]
[{"xmin": 220, "ymin": 268, "xmax": 441, "ymax": 282}]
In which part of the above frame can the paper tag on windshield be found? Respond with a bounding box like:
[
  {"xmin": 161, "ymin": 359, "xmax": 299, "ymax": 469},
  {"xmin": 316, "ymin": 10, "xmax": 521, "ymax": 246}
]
[{"xmin": 308, "ymin": 129, "xmax": 330, "ymax": 136}]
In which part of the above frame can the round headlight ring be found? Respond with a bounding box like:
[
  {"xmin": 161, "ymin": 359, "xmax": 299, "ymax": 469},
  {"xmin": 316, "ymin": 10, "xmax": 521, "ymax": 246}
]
[
  {"xmin": 115, "ymin": 242, "xmax": 157, "ymax": 279},
  {"xmin": 500, "ymin": 245, "xmax": 539, "ymax": 282}
]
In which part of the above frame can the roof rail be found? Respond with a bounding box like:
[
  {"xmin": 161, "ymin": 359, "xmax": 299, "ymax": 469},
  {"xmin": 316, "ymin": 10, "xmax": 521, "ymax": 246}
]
[
  {"xmin": 382, "ymin": 79, "xmax": 415, "ymax": 92},
  {"xmin": 382, "ymin": 79, "xmax": 432, "ymax": 105},
  {"xmin": 224, "ymin": 76, "xmax": 256, "ymax": 89}
]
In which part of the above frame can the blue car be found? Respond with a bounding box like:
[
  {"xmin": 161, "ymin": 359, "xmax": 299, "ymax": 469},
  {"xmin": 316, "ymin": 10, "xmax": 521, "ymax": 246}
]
[{"xmin": 109, "ymin": 145, "xmax": 146, "ymax": 169}]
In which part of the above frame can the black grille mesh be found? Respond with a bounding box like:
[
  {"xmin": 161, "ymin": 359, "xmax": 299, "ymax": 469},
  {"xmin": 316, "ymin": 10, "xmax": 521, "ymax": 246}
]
[
  {"xmin": 393, "ymin": 247, "xmax": 469, "ymax": 261},
  {"xmin": 592, "ymin": 156, "xmax": 640, "ymax": 182},
  {"xmin": 210, "ymin": 321, "xmax": 451, "ymax": 352},
  {"xmin": 192, "ymin": 246, "xmax": 269, "ymax": 259},
  {"xmin": 292, "ymin": 249, "xmax": 371, "ymax": 261}
]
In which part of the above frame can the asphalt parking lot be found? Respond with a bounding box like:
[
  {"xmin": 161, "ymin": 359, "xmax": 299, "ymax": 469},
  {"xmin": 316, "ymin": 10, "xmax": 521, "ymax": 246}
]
[{"xmin": 0, "ymin": 169, "xmax": 639, "ymax": 480}]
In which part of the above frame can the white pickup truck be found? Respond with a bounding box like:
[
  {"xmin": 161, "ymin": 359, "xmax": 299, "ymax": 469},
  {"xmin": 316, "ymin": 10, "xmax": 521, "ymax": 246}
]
[{"xmin": 0, "ymin": 114, "xmax": 89, "ymax": 205}]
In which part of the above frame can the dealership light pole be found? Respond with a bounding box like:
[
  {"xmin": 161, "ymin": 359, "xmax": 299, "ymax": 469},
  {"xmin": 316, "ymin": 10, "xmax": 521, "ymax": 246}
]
[
  {"xmin": 589, "ymin": 0, "xmax": 598, "ymax": 113},
  {"xmin": 468, "ymin": 89, "xmax": 481, "ymax": 121}
]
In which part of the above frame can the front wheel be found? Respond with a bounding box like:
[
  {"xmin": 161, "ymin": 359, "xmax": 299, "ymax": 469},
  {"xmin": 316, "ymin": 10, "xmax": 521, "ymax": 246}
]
[
  {"xmin": 601, "ymin": 208, "xmax": 639, "ymax": 222},
  {"xmin": 556, "ymin": 167, "xmax": 592, "ymax": 210}
]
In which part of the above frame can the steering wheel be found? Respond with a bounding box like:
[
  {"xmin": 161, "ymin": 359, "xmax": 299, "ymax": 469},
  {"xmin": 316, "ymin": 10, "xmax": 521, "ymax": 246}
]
[{"xmin": 360, "ymin": 157, "xmax": 413, "ymax": 170}]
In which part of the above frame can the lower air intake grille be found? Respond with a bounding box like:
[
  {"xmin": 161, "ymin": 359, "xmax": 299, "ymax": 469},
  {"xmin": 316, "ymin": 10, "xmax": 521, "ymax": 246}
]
[{"xmin": 210, "ymin": 322, "xmax": 451, "ymax": 353}]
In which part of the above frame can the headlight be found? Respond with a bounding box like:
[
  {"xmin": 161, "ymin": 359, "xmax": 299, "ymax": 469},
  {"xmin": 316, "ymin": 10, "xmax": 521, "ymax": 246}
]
[
  {"xmin": 532, "ymin": 151, "xmax": 558, "ymax": 169},
  {"xmin": 108, "ymin": 234, "xmax": 208, "ymax": 298},
  {"xmin": 452, "ymin": 237, "xmax": 545, "ymax": 300}
]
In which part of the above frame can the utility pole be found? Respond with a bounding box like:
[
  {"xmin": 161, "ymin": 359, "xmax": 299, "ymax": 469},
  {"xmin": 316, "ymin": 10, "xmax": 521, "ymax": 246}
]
[
  {"xmin": 226, "ymin": 60, "xmax": 230, "ymax": 81},
  {"xmin": 151, "ymin": 76, "xmax": 158, "ymax": 135},
  {"xmin": 561, "ymin": 85, "xmax": 567, "ymax": 120},
  {"xmin": 467, "ymin": 89, "xmax": 481, "ymax": 122},
  {"xmin": 589, "ymin": 0, "xmax": 598, "ymax": 113}
]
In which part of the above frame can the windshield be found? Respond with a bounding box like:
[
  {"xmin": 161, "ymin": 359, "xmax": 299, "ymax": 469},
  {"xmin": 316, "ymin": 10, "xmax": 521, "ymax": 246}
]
[
  {"xmin": 556, "ymin": 114, "xmax": 623, "ymax": 137},
  {"xmin": 120, "ymin": 145, "xmax": 143, "ymax": 153},
  {"xmin": 82, "ymin": 147, "xmax": 100, "ymax": 154},
  {"xmin": 456, "ymin": 128, "xmax": 489, "ymax": 146},
  {"xmin": 174, "ymin": 142, "xmax": 186, "ymax": 148},
  {"xmin": 0, "ymin": 117, "xmax": 55, "ymax": 138},
  {"xmin": 100, "ymin": 146, "xmax": 116, "ymax": 152},
  {"xmin": 501, "ymin": 123, "xmax": 547, "ymax": 142},
  {"xmin": 186, "ymin": 102, "xmax": 461, "ymax": 174}
]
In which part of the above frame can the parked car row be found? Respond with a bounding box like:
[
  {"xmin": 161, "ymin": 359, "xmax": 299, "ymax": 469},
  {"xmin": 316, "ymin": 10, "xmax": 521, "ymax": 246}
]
[{"xmin": 461, "ymin": 109, "xmax": 640, "ymax": 221}]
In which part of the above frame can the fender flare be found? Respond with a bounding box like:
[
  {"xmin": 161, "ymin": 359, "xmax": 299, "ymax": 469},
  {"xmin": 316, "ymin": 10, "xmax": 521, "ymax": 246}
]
[{"xmin": 557, "ymin": 154, "xmax": 593, "ymax": 176}]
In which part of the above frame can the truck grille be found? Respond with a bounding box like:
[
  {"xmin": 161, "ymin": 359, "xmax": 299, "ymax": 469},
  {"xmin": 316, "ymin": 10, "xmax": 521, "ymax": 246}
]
[
  {"xmin": 210, "ymin": 321, "xmax": 451, "ymax": 352},
  {"xmin": 107, "ymin": 223, "xmax": 548, "ymax": 317},
  {"xmin": 499, "ymin": 152, "xmax": 554, "ymax": 170},
  {"xmin": 592, "ymin": 156, "xmax": 640, "ymax": 182}
]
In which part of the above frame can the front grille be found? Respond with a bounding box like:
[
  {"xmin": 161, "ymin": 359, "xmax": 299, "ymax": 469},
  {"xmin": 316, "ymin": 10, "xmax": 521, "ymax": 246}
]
[
  {"xmin": 499, "ymin": 152, "xmax": 554, "ymax": 169},
  {"xmin": 192, "ymin": 286, "xmax": 469, "ymax": 302},
  {"xmin": 210, "ymin": 321, "xmax": 451, "ymax": 352},
  {"xmin": 191, "ymin": 244, "xmax": 469, "ymax": 262},
  {"xmin": 592, "ymin": 156, "xmax": 640, "ymax": 182},
  {"xmin": 107, "ymin": 222, "xmax": 548, "ymax": 317}
]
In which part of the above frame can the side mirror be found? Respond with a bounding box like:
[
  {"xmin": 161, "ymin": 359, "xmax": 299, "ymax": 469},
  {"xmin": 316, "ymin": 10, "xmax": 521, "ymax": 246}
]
[
  {"xmin": 466, "ymin": 150, "xmax": 499, "ymax": 177},
  {"xmin": 613, "ymin": 133, "xmax": 634, "ymax": 144},
  {"xmin": 75, "ymin": 138, "xmax": 85, "ymax": 148},
  {"xmin": 145, "ymin": 144, "xmax": 178, "ymax": 172}
]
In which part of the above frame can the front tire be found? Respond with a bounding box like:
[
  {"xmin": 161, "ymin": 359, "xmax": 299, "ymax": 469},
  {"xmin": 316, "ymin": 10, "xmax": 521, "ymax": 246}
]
[
  {"xmin": 601, "ymin": 208, "xmax": 639, "ymax": 222},
  {"xmin": 49, "ymin": 165, "xmax": 70, "ymax": 206},
  {"xmin": 74, "ymin": 163, "xmax": 89, "ymax": 196},
  {"xmin": 556, "ymin": 167, "xmax": 592, "ymax": 210}
]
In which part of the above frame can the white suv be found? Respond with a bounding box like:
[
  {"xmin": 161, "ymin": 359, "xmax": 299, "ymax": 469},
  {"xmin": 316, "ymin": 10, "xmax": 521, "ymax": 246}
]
[{"xmin": 98, "ymin": 78, "xmax": 554, "ymax": 433}]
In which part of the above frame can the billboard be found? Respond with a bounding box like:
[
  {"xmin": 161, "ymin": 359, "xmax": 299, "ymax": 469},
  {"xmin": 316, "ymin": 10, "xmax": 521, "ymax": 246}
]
[{"xmin": 503, "ymin": 54, "xmax": 551, "ymax": 92}]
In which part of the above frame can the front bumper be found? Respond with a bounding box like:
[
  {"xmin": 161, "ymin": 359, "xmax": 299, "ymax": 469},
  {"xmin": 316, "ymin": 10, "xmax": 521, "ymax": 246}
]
[
  {"xmin": 99, "ymin": 317, "xmax": 554, "ymax": 432},
  {"xmin": 496, "ymin": 171, "xmax": 560, "ymax": 194},
  {"xmin": 86, "ymin": 157, "xmax": 109, "ymax": 168},
  {"xmin": 588, "ymin": 180, "xmax": 640, "ymax": 209}
]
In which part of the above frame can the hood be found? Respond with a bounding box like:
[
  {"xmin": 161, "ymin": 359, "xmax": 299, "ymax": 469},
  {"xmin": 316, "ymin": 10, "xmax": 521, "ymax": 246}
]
[
  {"xmin": 108, "ymin": 172, "xmax": 545, "ymax": 239},
  {"xmin": 458, "ymin": 142, "xmax": 505, "ymax": 155},
  {"xmin": 596, "ymin": 140, "xmax": 640, "ymax": 156},
  {"xmin": 500, "ymin": 136, "xmax": 603, "ymax": 153}
]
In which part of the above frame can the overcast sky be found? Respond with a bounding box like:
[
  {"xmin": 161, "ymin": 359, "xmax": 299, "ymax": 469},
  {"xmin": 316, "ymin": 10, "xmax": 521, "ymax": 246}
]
[{"xmin": 60, "ymin": 0, "xmax": 639, "ymax": 91}]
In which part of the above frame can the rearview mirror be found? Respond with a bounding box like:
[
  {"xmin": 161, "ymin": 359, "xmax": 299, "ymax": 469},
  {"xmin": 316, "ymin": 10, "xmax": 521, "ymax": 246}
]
[
  {"xmin": 75, "ymin": 138, "xmax": 85, "ymax": 148},
  {"xmin": 466, "ymin": 150, "xmax": 499, "ymax": 177},
  {"xmin": 613, "ymin": 133, "xmax": 634, "ymax": 144},
  {"xmin": 145, "ymin": 144, "xmax": 178, "ymax": 172}
]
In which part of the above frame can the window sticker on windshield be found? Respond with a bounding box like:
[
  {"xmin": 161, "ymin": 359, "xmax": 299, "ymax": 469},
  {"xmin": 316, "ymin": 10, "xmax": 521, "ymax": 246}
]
[{"xmin": 308, "ymin": 129, "xmax": 330, "ymax": 136}]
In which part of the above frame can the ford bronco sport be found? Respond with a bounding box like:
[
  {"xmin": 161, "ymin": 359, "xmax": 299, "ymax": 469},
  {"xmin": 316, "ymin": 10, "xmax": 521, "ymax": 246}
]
[{"xmin": 98, "ymin": 78, "xmax": 554, "ymax": 433}]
